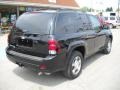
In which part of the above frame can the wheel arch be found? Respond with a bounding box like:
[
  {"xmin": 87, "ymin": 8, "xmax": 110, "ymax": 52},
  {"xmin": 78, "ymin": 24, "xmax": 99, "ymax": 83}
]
[
  {"xmin": 74, "ymin": 46, "xmax": 86, "ymax": 58},
  {"xmin": 67, "ymin": 42, "xmax": 86, "ymax": 59},
  {"xmin": 109, "ymin": 35, "xmax": 113, "ymax": 42}
]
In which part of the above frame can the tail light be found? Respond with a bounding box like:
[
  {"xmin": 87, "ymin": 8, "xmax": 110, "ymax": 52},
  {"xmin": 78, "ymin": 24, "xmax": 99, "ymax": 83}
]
[{"xmin": 48, "ymin": 39, "xmax": 61, "ymax": 55}]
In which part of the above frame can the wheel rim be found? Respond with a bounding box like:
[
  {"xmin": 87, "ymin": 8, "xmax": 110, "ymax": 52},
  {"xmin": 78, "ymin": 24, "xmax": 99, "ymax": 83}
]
[
  {"xmin": 72, "ymin": 56, "xmax": 81, "ymax": 75},
  {"xmin": 107, "ymin": 40, "xmax": 112, "ymax": 52}
]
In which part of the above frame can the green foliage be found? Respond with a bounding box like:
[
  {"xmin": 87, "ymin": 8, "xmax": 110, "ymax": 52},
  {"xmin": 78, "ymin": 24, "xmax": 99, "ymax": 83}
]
[
  {"xmin": 106, "ymin": 7, "xmax": 113, "ymax": 12},
  {"xmin": 80, "ymin": 7, "xmax": 94, "ymax": 12}
]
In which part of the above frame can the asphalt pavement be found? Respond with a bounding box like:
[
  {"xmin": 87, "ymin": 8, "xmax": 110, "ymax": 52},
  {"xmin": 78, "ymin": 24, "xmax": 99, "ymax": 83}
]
[{"xmin": 0, "ymin": 29, "xmax": 120, "ymax": 90}]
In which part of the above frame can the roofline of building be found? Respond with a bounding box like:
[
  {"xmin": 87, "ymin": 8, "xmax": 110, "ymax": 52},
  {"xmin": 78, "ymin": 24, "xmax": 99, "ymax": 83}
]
[{"xmin": 0, "ymin": 1, "xmax": 80, "ymax": 10}]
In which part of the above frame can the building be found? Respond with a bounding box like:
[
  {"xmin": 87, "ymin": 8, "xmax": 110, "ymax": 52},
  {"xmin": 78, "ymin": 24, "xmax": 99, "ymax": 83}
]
[
  {"xmin": 0, "ymin": 0, "xmax": 79, "ymax": 17},
  {"xmin": 1, "ymin": 0, "xmax": 79, "ymax": 9},
  {"xmin": 0, "ymin": 0, "xmax": 79, "ymax": 29}
]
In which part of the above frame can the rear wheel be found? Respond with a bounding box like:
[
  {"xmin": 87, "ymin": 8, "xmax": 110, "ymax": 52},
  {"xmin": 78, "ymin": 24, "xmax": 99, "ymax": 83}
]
[{"xmin": 63, "ymin": 51, "xmax": 83, "ymax": 79}]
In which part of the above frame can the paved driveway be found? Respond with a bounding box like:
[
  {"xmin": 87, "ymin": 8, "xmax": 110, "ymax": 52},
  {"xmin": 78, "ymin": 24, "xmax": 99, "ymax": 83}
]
[{"xmin": 0, "ymin": 29, "xmax": 120, "ymax": 90}]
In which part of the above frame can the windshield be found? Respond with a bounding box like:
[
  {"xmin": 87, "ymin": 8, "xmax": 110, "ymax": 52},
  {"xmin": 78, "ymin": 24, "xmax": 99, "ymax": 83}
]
[{"xmin": 15, "ymin": 12, "xmax": 54, "ymax": 34}]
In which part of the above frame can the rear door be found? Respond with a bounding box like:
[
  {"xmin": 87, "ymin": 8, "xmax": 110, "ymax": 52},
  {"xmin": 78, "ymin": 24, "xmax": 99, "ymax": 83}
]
[{"xmin": 79, "ymin": 14, "xmax": 97, "ymax": 56}]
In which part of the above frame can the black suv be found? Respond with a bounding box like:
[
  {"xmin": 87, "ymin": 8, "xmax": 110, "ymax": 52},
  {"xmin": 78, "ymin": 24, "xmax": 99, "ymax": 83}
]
[{"xmin": 6, "ymin": 10, "xmax": 113, "ymax": 79}]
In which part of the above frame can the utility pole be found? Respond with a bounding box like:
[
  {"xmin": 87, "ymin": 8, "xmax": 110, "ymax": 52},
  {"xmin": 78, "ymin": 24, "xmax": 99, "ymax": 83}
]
[
  {"xmin": 118, "ymin": 0, "xmax": 120, "ymax": 20},
  {"xmin": 16, "ymin": 6, "xmax": 20, "ymax": 19},
  {"xmin": 90, "ymin": 0, "xmax": 93, "ymax": 12}
]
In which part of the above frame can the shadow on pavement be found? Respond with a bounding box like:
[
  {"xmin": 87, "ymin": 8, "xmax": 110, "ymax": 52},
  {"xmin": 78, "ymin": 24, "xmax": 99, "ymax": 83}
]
[
  {"xmin": 82, "ymin": 52, "xmax": 104, "ymax": 69},
  {"xmin": 13, "ymin": 52, "xmax": 104, "ymax": 86},
  {"xmin": 13, "ymin": 67, "xmax": 68, "ymax": 86}
]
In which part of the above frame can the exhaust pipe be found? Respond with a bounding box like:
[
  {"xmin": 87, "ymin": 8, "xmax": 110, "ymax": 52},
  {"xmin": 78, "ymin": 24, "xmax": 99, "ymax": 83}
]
[
  {"xmin": 38, "ymin": 72, "xmax": 43, "ymax": 76},
  {"xmin": 44, "ymin": 72, "xmax": 51, "ymax": 75}
]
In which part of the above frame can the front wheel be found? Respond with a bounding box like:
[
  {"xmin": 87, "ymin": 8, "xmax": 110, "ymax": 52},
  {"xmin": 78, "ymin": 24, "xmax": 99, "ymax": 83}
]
[
  {"xmin": 109, "ymin": 24, "xmax": 113, "ymax": 29},
  {"xmin": 102, "ymin": 38, "xmax": 112, "ymax": 54},
  {"xmin": 63, "ymin": 51, "xmax": 83, "ymax": 79}
]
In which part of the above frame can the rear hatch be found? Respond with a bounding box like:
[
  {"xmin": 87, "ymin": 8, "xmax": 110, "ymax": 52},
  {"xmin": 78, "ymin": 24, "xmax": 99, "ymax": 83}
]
[{"xmin": 9, "ymin": 12, "xmax": 55, "ymax": 58}]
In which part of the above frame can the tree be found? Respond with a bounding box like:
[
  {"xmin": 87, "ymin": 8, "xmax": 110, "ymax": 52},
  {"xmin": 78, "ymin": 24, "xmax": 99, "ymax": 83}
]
[
  {"xmin": 116, "ymin": 8, "xmax": 120, "ymax": 11},
  {"xmin": 106, "ymin": 7, "xmax": 113, "ymax": 12},
  {"xmin": 80, "ymin": 7, "xmax": 94, "ymax": 12}
]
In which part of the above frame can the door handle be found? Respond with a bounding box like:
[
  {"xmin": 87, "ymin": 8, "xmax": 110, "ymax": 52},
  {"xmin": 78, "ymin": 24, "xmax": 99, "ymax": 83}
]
[
  {"xmin": 86, "ymin": 34, "xmax": 96, "ymax": 38},
  {"xmin": 81, "ymin": 34, "xmax": 97, "ymax": 39}
]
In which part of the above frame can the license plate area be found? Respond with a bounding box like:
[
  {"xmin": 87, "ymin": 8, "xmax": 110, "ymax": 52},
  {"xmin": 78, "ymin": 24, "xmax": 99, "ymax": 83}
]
[{"xmin": 17, "ymin": 38, "xmax": 33, "ymax": 47}]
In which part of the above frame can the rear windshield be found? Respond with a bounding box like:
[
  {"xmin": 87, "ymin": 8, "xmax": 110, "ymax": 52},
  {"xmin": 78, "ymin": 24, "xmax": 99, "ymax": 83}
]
[{"xmin": 15, "ymin": 12, "xmax": 54, "ymax": 34}]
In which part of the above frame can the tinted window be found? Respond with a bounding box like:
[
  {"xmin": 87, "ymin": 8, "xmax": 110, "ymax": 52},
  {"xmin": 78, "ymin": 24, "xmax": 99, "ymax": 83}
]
[
  {"xmin": 55, "ymin": 13, "xmax": 79, "ymax": 34},
  {"xmin": 16, "ymin": 12, "xmax": 54, "ymax": 34},
  {"xmin": 89, "ymin": 15, "xmax": 101, "ymax": 30},
  {"xmin": 104, "ymin": 17, "xmax": 108, "ymax": 20},
  {"xmin": 75, "ymin": 14, "xmax": 84, "ymax": 32},
  {"xmin": 110, "ymin": 17, "xmax": 115, "ymax": 20},
  {"xmin": 110, "ymin": 13, "xmax": 116, "ymax": 16},
  {"xmin": 79, "ymin": 14, "xmax": 91, "ymax": 30}
]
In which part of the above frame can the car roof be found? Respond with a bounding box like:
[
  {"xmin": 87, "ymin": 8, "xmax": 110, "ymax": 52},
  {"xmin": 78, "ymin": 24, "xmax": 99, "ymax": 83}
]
[{"xmin": 25, "ymin": 9, "xmax": 84, "ymax": 14}]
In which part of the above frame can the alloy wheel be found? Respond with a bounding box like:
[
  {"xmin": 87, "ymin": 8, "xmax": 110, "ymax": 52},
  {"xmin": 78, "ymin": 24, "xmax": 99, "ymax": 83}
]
[{"xmin": 72, "ymin": 56, "xmax": 81, "ymax": 75}]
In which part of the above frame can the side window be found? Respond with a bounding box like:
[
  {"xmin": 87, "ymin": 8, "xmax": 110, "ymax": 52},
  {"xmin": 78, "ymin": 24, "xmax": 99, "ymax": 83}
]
[
  {"xmin": 73, "ymin": 14, "xmax": 84, "ymax": 32},
  {"xmin": 104, "ymin": 17, "xmax": 108, "ymax": 20},
  {"xmin": 55, "ymin": 13, "xmax": 78, "ymax": 34},
  {"xmin": 110, "ymin": 17, "xmax": 115, "ymax": 20},
  {"xmin": 89, "ymin": 15, "xmax": 101, "ymax": 30},
  {"xmin": 76, "ymin": 14, "xmax": 84, "ymax": 31},
  {"xmin": 78, "ymin": 14, "xmax": 92, "ymax": 30}
]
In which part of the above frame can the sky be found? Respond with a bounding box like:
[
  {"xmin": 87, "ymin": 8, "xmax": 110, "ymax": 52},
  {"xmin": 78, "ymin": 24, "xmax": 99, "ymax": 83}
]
[{"xmin": 75, "ymin": 0, "xmax": 118, "ymax": 11}]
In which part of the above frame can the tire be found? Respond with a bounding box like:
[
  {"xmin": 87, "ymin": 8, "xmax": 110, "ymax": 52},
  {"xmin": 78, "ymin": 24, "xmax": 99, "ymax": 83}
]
[
  {"xmin": 102, "ymin": 38, "xmax": 112, "ymax": 54},
  {"xmin": 63, "ymin": 51, "xmax": 83, "ymax": 79},
  {"xmin": 113, "ymin": 26, "xmax": 116, "ymax": 28},
  {"xmin": 109, "ymin": 24, "xmax": 113, "ymax": 29}
]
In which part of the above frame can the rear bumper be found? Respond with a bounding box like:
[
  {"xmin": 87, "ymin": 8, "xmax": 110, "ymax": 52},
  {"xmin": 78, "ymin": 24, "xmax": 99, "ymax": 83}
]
[
  {"xmin": 6, "ymin": 47, "xmax": 66, "ymax": 73},
  {"xmin": 111, "ymin": 22, "xmax": 120, "ymax": 26}
]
